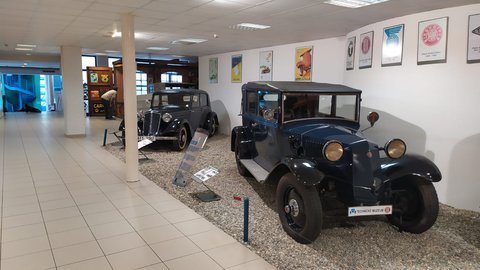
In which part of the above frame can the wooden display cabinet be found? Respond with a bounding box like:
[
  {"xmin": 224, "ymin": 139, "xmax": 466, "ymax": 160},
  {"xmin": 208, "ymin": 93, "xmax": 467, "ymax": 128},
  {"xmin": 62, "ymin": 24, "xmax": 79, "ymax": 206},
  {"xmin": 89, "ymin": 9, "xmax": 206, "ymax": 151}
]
[{"xmin": 86, "ymin": 66, "xmax": 113, "ymax": 117}]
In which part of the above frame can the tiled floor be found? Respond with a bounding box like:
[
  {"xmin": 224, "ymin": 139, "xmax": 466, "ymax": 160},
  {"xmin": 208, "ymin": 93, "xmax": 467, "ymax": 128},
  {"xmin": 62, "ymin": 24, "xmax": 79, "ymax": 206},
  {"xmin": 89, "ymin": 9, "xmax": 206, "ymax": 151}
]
[{"xmin": 0, "ymin": 113, "xmax": 275, "ymax": 270}]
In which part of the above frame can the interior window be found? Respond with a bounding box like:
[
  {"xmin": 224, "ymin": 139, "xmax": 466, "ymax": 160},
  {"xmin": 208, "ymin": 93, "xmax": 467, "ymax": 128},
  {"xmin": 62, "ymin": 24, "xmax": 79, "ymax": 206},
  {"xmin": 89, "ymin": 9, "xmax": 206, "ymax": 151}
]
[
  {"xmin": 246, "ymin": 92, "xmax": 257, "ymax": 114},
  {"xmin": 336, "ymin": 95, "xmax": 357, "ymax": 121},
  {"xmin": 259, "ymin": 92, "xmax": 279, "ymax": 122},
  {"xmin": 191, "ymin": 94, "xmax": 200, "ymax": 108}
]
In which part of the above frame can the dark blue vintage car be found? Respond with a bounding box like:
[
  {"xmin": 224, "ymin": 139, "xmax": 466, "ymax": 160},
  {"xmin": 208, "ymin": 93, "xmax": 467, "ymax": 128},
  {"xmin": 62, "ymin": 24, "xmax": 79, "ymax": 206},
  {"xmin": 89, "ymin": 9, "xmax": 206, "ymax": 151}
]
[
  {"xmin": 140, "ymin": 89, "xmax": 218, "ymax": 151},
  {"xmin": 231, "ymin": 81, "xmax": 441, "ymax": 243}
]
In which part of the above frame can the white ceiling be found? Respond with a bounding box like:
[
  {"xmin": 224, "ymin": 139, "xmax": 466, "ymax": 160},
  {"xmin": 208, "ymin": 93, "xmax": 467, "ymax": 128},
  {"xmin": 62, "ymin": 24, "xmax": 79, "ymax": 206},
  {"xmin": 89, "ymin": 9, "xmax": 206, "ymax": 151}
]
[{"xmin": 0, "ymin": 0, "xmax": 478, "ymax": 68}]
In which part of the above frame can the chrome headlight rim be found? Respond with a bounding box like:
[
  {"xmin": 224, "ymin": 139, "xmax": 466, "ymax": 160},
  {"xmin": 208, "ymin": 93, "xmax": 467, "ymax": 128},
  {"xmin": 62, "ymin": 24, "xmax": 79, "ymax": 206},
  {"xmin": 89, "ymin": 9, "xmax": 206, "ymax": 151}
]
[
  {"xmin": 162, "ymin": 113, "xmax": 172, "ymax": 123},
  {"xmin": 322, "ymin": 140, "xmax": 344, "ymax": 162},
  {"xmin": 385, "ymin": 138, "xmax": 406, "ymax": 159}
]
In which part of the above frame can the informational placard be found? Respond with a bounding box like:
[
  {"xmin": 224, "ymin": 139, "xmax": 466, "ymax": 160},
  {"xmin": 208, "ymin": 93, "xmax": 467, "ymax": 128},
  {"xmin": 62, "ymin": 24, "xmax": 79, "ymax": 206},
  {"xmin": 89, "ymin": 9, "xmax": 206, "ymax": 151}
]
[
  {"xmin": 209, "ymin": 58, "xmax": 218, "ymax": 83},
  {"xmin": 467, "ymin": 13, "xmax": 480, "ymax": 63},
  {"xmin": 359, "ymin": 31, "xmax": 374, "ymax": 69},
  {"xmin": 172, "ymin": 129, "xmax": 209, "ymax": 187},
  {"xmin": 137, "ymin": 138, "xmax": 153, "ymax": 150},
  {"xmin": 382, "ymin": 24, "xmax": 404, "ymax": 67},
  {"xmin": 346, "ymin": 36, "xmax": 356, "ymax": 70},
  {"xmin": 259, "ymin": 50, "xmax": 273, "ymax": 81},
  {"xmin": 231, "ymin": 54, "xmax": 242, "ymax": 83},
  {"xmin": 193, "ymin": 166, "xmax": 219, "ymax": 183},
  {"xmin": 417, "ymin": 17, "xmax": 449, "ymax": 65}
]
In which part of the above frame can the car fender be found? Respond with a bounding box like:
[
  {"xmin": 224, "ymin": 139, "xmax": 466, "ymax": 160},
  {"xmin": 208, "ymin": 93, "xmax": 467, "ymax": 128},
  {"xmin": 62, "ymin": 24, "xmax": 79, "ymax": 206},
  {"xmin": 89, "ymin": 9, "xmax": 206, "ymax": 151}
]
[
  {"xmin": 164, "ymin": 119, "xmax": 189, "ymax": 135},
  {"xmin": 280, "ymin": 157, "xmax": 325, "ymax": 187},
  {"xmin": 204, "ymin": 111, "xmax": 218, "ymax": 128},
  {"xmin": 231, "ymin": 126, "xmax": 255, "ymax": 159},
  {"xmin": 379, "ymin": 154, "xmax": 442, "ymax": 184}
]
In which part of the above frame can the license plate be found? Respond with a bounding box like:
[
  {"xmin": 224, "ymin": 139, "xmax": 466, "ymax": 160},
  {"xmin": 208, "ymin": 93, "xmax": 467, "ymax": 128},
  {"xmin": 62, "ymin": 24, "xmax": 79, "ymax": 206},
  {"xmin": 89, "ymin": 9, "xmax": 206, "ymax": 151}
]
[
  {"xmin": 348, "ymin": 205, "xmax": 392, "ymax": 217},
  {"xmin": 138, "ymin": 136, "xmax": 156, "ymax": 141}
]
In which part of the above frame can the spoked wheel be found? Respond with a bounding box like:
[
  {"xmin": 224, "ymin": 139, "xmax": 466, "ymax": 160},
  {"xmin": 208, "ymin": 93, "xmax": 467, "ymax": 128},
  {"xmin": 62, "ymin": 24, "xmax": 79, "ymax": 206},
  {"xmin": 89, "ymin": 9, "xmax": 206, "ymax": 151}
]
[
  {"xmin": 276, "ymin": 173, "xmax": 322, "ymax": 244},
  {"xmin": 172, "ymin": 126, "xmax": 188, "ymax": 151},
  {"xmin": 235, "ymin": 147, "xmax": 251, "ymax": 177},
  {"xmin": 387, "ymin": 177, "xmax": 439, "ymax": 233}
]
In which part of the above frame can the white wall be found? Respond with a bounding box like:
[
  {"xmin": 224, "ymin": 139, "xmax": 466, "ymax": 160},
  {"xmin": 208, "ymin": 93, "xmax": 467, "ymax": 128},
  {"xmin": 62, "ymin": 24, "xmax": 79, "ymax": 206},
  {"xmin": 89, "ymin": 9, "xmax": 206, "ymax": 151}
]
[
  {"xmin": 345, "ymin": 4, "xmax": 480, "ymax": 212},
  {"xmin": 199, "ymin": 37, "xmax": 346, "ymax": 135},
  {"xmin": 199, "ymin": 4, "xmax": 480, "ymax": 212}
]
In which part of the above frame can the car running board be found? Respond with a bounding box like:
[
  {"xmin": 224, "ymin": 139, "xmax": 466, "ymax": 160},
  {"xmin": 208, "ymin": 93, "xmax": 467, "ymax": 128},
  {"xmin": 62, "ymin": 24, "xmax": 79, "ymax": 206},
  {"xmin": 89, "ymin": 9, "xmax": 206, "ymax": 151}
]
[{"xmin": 240, "ymin": 159, "xmax": 269, "ymax": 182}]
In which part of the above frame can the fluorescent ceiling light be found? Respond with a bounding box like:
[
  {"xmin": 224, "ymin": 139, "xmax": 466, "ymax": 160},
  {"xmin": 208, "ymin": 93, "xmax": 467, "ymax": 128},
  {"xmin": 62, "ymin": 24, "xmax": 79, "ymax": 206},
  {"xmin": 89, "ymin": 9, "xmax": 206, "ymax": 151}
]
[
  {"xmin": 233, "ymin": 23, "xmax": 271, "ymax": 31},
  {"xmin": 171, "ymin": 39, "xmax": 207, "ymax": 45},
  {"xmin": 324, "ymin": 0, "xmax": 389, "ymax": 8},
  {"xmin": 23, "ymin": 63, "xmax": 28, "ymax": 66},
  {"xmin": 104, "ymin": 50, "xmax": 120, "ymax": 53},
  {"xmin": 17, "ymin": 44, "xmax": 36, "ymax": 48},
  {"xmin": 112, "ymin": 31, "xmax": 121, "ymax": 38},
  {"xmin": 146, "ymin": 47, "xmax": 170, "ymax": 51},
  {"xmin": 15, "ymin": 48, "xmax": 33, "ymax": 51}
]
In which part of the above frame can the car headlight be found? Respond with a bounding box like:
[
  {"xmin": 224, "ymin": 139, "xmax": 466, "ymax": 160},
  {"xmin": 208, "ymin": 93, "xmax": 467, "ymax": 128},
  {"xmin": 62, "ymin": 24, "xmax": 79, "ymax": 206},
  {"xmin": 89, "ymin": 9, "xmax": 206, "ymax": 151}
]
[
  {"xmin": 162, "ymin": 113, "xmax": 172, "ymax": 122},
  {"xmin": 323, "ymin": 140, "xmax": 344, "ymax": 162},
  {"xmin": 385, "ymin": 139, "xmax": 406, "ymax": 159}
]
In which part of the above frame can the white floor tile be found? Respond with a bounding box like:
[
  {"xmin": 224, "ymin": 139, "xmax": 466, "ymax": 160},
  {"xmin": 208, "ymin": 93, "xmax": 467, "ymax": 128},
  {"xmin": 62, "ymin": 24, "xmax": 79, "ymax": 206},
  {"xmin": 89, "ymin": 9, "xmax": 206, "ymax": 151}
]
[
  {"xmin": 106, "ymin": 246, "xmax": 161, "ymax": 270},
  {"xmin": 164, "ymin": 252, "xmax": 222, "ymax": 270},
  {"xmin": 226, "ymin": 259, "xmax": 277, "ymax": 270},
  {"xmin": 42, "ymin": 206, "xmax": 82, "ymax": 222},
  {"xmin": 205, "ymin": 242, "xmax": 260, "ymax": 268},
  {"xmin": 52, "ymin": 241, "xmax": 104, "ymax": 266},
  {"xmin": 127, "ymin": 214, "xmax": 169, "ymax": 231},
  {"xmin": 57, "ymin": 256, "xmax": 112, "ymax": 270},
  {"xmin": 0, "ymin": 250, "xmax": 55, "ymax": 270},
  {"xmin": 40, "ymin": 198, "xmax": 76, "ymax": 211},
  {"xmin": 137, "ymin": 224, "xmax": 184, "ymax": 245},
  {"xmin": 78, "ymin": 201, "xmax": 116, "ymax": 215},
  {"xmin": 90, "ymin": 220, "xmax": 135, "ymax": 239},
  {"xmin": 173, "ymin": 218, "xmax": 216, "ymax": 236},
  {"xmin": 161, "ymin": 208, "xmax": 202, "ymax": 224},
  {"xmin": 150, "ymin": 237, "xmax": 201, "ymax": 261},
  {"xmin": 151, "ymin": 200, "xmax": 188, "ymax": 213},
  {"xmin": 2, "ymin": 222, "xmax": 46, "ymax": 242},
  {"xmin": 84, "ymin": 210, "xmax": 124, "ymax": 226},
  {"xmin": 1, "ymin": 235, "xmax": 51, "ymax": 259},
  {"xmin": 2, "ymin": 212, "xmax": 43, "ymax": 229},
  {"xmin": 45, "ymin": 216, "xmax": 87, "ymax": 234},
  {"xmin": 98, "ymin": 232, "xmax": 147, "ymax": 255},
  {"xmin": 188, "ymin": 229, "xmax": 237, "ymax": 251},
  {"xmin": 118, "ymin": 204, "xmax": 157, "ymax": 219},
  {"xmin": 137, "ymin": 263, "xmax": 169, "ymax": 270},
  {"xmin": 49, "ymin": 227, "xmax": 96, "ymax": 249}
]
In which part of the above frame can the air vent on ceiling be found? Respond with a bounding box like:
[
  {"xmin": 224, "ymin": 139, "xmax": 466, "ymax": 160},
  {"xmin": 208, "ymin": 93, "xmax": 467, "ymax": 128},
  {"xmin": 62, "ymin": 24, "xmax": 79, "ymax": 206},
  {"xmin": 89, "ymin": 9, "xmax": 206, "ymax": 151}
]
[
  {"xmin": 171, "ymin": 39, "xmax": 207, "ymax": 45},
  {"xmin": 229, "ymin": 23, "xmax": 271, "ymax": 31}
]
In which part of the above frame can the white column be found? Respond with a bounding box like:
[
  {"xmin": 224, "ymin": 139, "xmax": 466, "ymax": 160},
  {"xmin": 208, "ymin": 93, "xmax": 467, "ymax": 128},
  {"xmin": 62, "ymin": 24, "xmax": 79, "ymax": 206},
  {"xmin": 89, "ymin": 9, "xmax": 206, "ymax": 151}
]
[
  {"xmin": 121, "ymin": 13, "xmax": 139, "ymax": 182},
  {"xmin": 61, "ymin": 46, "xmax": 85, "ymax": 136}
]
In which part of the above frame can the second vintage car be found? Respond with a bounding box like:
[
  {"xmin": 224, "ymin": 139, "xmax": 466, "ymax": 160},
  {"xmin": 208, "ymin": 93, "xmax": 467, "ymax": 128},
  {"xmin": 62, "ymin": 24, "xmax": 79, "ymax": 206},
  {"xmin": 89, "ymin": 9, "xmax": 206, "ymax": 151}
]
[
  {"xmin": 140, "ymin": 88, "xmax": 219, "ymax": 151},
  {"xmin": 231, "ymin": 81, "xmax": 442, "ymax": 244}
]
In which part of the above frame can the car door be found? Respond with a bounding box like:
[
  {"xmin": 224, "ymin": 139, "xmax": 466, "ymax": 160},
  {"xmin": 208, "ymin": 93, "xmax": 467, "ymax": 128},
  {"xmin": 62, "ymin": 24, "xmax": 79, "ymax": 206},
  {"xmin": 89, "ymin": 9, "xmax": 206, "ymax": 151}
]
[
  {"xmin": 250, "ymin": 91, "xmax": 280, "ymax": 171},
  {"xmin": 189, "ymin": 94, "xmax": 203, "ymax": 131}
]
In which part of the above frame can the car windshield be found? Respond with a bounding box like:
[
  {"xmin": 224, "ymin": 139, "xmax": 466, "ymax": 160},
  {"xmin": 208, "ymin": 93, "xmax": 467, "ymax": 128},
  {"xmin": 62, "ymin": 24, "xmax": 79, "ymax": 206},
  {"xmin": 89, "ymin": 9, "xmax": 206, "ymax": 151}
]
[
  {"xmin": 151, "ymin": 93, "xmax": 191, "ymax": 108},
  {"xmin": 283, "ymin": 93, "xmax": 358, "ymax": 122}
]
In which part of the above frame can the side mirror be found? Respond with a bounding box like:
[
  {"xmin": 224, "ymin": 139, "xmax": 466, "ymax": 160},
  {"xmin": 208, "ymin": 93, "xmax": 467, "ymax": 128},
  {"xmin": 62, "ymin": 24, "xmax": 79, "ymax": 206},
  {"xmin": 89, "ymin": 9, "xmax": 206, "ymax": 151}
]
[{"xmin": 367, "ymin": 111, "xmax": 379, "ymax": 127}]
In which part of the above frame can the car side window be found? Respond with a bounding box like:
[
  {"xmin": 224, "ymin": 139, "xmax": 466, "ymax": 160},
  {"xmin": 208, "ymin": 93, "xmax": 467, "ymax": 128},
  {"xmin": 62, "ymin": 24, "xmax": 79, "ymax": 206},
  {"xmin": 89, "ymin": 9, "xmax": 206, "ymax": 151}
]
[
  {"xmin": 200, "ymin": 94, "xmax": 208, "ymax": 107},
  {"xmin": 191, "ymin": 94, "xmax": 200, "ymax": 108},
  {"xmin": 246, "ymin": 92, "xmax": 257, "ymax": 115}
]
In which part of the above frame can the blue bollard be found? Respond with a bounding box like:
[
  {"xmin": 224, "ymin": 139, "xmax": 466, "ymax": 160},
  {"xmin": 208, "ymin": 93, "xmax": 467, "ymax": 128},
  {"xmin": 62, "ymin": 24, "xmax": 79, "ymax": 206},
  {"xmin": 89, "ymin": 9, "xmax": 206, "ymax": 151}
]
[
  {"xmin": 103, "ymin": 129, "xmax": 108, "ymax": 146},
  {"xmin": 243, "ymin": 197, "xmax": 249, "ymax": 242}
]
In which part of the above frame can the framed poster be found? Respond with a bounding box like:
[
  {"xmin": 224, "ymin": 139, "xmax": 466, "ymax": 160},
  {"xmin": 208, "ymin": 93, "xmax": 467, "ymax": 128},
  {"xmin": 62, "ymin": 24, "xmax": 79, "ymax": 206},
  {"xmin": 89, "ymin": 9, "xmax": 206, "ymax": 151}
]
[
  {"xmin": 231, "ymin": 54, "xmax": 242, "ymax": 83},
  {"xmin": 467, "ymin": 13, "xmax": 480, "ymax": 63},
  {"xmin": 346, "ymin": 37, "xmax": 355, "ymax": 70},
  {"xmin": 209, "ymin": 58, "xmax": 218, "ymax": 84},
  {"xmin": 382, "ymin": 24, "xmax": 404, "ymax": 67},
  {"xmin": 417, "ymin": 17, "xmax": 449, "ymax": 65},
  {"xmin": 295, "ymin": 46, "xmax": 313, "ymax": 81},
  {"xmin": 359, "ymin": 31, "xmax": 374, "ymax": 69},
  {"xmin": 259, "ymin": 50, "xmax": 273, "ymax": 81}
]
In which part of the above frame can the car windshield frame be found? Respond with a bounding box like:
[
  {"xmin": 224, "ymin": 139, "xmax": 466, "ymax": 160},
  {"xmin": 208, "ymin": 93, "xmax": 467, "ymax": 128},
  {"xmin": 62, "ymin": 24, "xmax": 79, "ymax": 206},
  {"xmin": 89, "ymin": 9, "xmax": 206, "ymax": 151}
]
[
  {"xmin": 151, "ymin": 92, "xmax": 192, "ymax": 109},
  {"xmin": 281, "ymin": 92, "xmax": 360, "ymax": 124}
]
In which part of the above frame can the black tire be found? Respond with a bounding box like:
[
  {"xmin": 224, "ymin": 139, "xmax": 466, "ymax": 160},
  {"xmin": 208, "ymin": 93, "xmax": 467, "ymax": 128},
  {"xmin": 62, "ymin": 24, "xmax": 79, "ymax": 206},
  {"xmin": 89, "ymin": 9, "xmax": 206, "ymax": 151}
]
[
  {"xmin": 276, "ymin": 173, "xmax": 322, "ymax": 244},
  {"xmin": 172, "ymin": 126, "xmax": 188, "ymax": 151},
  {"xmin": 209, "ymin": 116, "xmax": 218, "ymax": 137},
  {"xmin": 387, "ymin": 177, "xmax": 439, "ymax": 233},
  {"xmin": 235, "ymin": 147, "xmax": 251, "ymax": 177}
]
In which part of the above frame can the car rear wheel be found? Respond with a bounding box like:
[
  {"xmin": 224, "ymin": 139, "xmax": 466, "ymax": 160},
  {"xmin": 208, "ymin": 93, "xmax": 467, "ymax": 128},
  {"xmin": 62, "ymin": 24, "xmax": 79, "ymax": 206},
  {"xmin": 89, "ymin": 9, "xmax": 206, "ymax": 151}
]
[
  {"xmin": 276, "ymin": 173, "xmax": 322, "ymax": 244},
  {"xmin": 172, "ymin": 126, "xmax": 188, "ymax": 151},
  {"xmin": 387, "ymin": 177, "xmax": 439, "ymax": 233},
  {"xmin": 208, "ymin": 115, "xmax": 218, "ymax": 137}
]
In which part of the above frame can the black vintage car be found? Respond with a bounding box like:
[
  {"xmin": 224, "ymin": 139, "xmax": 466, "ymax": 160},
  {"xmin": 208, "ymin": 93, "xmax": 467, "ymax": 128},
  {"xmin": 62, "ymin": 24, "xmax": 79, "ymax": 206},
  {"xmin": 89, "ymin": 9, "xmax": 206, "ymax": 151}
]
[
  {"xmin": 231, "ymin": 81, "xmax": 441, "ymax": 244},
  {"xmin": 140, "ymin": 89, "xmax": 218, "ymax": 151}
]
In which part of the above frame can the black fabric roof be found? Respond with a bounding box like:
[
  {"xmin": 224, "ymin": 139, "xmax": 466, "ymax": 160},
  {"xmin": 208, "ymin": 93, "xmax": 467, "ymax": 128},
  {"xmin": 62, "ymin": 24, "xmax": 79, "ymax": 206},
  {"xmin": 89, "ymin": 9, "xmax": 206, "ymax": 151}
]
[{"xmin": 243, "ymin": 81, "xmax": 361, "ymax": 93}]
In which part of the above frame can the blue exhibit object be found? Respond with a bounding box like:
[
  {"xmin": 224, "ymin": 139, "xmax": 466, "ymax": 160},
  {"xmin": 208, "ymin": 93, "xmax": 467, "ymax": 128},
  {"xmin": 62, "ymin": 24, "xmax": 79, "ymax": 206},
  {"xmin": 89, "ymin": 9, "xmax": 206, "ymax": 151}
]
[{"xmin": 243, "ymin": 197, "xmax": 249, "ymax": 242}]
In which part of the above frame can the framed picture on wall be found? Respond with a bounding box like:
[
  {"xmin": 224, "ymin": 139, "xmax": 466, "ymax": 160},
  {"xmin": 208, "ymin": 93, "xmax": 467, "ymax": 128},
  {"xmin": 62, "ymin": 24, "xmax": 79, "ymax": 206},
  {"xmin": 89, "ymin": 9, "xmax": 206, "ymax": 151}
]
[
  {"xmin": 259, "ymin": 50, "xmax": 273, "ymax": 81},
  {"xmin": 417, "ymin": 17, "xmax": 449, "ymax": 65},
  {"xmin": 209, "ymin": 57, "xmax": 218, "ymax": 84},
  {"xmin": 359, "ymin": 31, "xmax": 374, "ymax": 69},
  {"xmin": 231, "ymin": 54, "xmax": 242, "ymax": 83},
  {"xmin": 346, "ymin": 36, "xmax": 355, "ymax": 70},
  {"xmin": 467, "ymin": 13, "xmax": 480, "ymax": 63},
  {"xmin": 382, "ymin": 24, "xmax": 404, "ymax": 67},
  {"xmin": 295, "ymin": 46, "xmax": 313, "ymax": 81}
]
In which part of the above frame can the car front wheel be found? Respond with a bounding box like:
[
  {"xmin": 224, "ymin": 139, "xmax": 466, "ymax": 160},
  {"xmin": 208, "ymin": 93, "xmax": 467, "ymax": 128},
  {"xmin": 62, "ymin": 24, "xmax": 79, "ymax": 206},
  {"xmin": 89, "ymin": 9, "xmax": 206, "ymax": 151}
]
[
  {"xmin": 172, "ymin": 126, "xmax": 188, "ymax": 151},
  {"xmin": 387, "ymin": 177, "xmax": 439, "ymax": 233},
  {"xmin": 276, "ymin": 173, "xmax": 322, "ymax": 244}
]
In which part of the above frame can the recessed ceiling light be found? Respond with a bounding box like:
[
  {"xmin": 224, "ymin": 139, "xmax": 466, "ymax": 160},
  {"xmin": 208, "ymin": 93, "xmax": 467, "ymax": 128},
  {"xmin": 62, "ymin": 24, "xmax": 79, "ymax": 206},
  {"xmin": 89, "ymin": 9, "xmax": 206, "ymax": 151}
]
[
  {"xmin": 324, "ymin": 0, "xmax": 389, "ymax": 8},
  {"xmin": 171, "ymin": 39, "xmax": 207, "ymax": 45},
  {"xmin": 231, "ymin": 23, "xmax": 271, "ymax": 31},
  {"xmin": 146, "ymin": 47, "xmax": 170, "ymax": 51},
  {"xmin": 17, "ymin": 44, "xmax": 36, "ymax": 48},
  {"xmin": 15, "ymin": 48, "xmax": 33, "ymax": 51}
]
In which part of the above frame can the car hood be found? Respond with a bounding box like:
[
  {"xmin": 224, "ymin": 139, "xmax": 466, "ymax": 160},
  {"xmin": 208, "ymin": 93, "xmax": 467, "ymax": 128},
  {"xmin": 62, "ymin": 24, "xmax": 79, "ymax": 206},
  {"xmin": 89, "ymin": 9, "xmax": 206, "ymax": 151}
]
[{"xmin": 284, "ymin": 121, "xmax": 365, "ymax": 145}]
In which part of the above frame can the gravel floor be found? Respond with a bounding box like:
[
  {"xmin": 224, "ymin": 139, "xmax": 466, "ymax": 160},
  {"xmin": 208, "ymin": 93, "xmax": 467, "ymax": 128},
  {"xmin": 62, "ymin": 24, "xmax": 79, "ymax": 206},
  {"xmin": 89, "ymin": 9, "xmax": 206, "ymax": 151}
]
[{"xmin": 106, "ymin": 135, "xmax": 480, "ymax": 270}]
